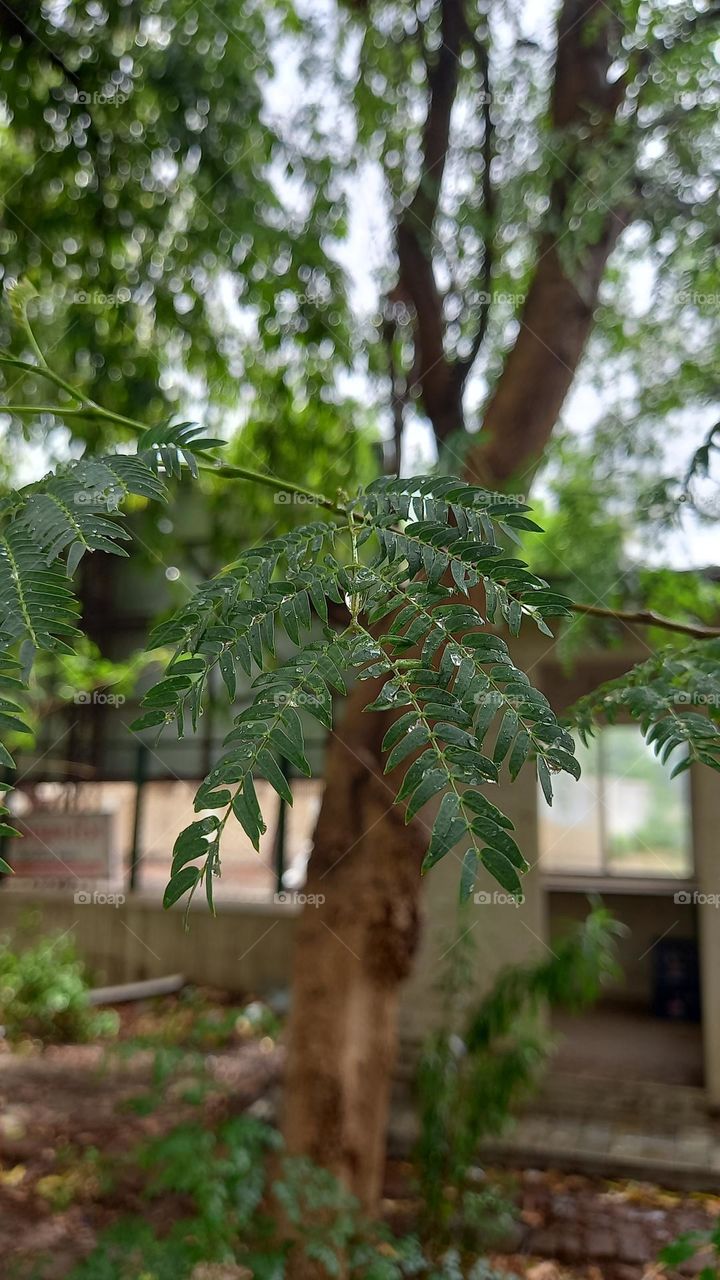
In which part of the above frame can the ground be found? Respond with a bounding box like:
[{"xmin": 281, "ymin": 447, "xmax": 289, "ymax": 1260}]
[
  {"xmin": 0, "ymin": 991, "xmax": 282, "ymax": 1278},
  {"xmin": 0, "ymin": 991, "xmax": 717, "ymax": 1279}
]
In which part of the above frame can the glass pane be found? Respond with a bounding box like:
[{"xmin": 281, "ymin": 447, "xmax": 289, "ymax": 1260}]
[
  {"xmin": 538, "ymin": 736, "xmax": 604, "ymax": 874},
  {"xmin": 602, "ymin": 726, "xmax": 692, "ymax": 877}
]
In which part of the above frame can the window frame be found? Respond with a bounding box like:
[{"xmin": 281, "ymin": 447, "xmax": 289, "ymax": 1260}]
[{"xmin": 539, "ymin": 723, "xmax": 695, "ymax": 884}]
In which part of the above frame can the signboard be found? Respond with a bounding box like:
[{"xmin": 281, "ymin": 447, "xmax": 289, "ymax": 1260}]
[{"xmin": 4, "ymin": 811, "xmax": 119, "ymax": 885}]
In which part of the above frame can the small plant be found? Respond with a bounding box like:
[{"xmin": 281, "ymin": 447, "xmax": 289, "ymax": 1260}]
[
  {"xmin": 117, "ymin": 1043, "xmax": 214, "ymax": 1116},
  {"xmin": 0, "ymin": 920, "xmax": 118, "ymax": 1044},
  {"xmin": 415, "ymin": 903, "xmax": 625, "ymax": 1241},
  {"xmin": 456, "ymin": 1182, "xmax": 519, "ymax": 1253},
  {"xmin": 120, "ymin": 989, "xmax": 282, "ymax": 1052},
  {"xmin": 66, "ymin": 1115, "xmax": 517, "ymax": 1279},
  {"xmin": 660, "ymin": 1223, "xmax": 720, "ymax": 1278}
]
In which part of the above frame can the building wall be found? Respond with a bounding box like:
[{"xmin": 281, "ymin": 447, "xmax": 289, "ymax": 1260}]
[
  {"xmin": 0, "ymin": 890, "xmax": 298, "ymax": 995},
  {"xmin": 691, "ymin": 765, "xmax": 720, "ymax": 1107},
  {"xmin": 398, "ymin": 770, "xmax": 546, "ymax": 1047},
  {"xmin": 6, "ymin": 886, "xmax": 694, "ymax": 1009}
]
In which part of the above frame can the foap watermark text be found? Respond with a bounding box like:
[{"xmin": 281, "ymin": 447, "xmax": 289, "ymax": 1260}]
[
  {"xmin": 274, "ymin": 891, "xmax": 325, "ymax": 907},
  {"xmin": 74, "ymin": 890, "xmax": 125, "ymax": 908},
  {"xmin": 74, "ymin": 690, "xmax": 126, "ymax": 707},
  {"xmin": 474, "ymin": 890, "xmax": 525, "ymax": 907},
  {"xmin": 674, "ymin": 890, "xmax": 720, "ymax": 907}
]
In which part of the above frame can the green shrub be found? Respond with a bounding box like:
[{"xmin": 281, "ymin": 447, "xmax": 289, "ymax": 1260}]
[
  {"xmin": 0, "ymin": 922, "xmax": 118, "ymax": 1044},
  {"xmin": 416, "ymin": 902, "xmax": 625, "ymax": 1240},
  {"xmin": 66, "ymin": 1116, "xmax": 517, "ymax": 1280}
]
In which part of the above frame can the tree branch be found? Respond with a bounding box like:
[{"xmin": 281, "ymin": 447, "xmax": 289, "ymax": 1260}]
[
  {"xmin": 465, "ymin": 0, "xmax": 629, "ymax": 489},
  {"xmin": 458, "ymin": 25, "xmax": 496, "ymax": 379},
  {"xmin": 381, "ymin": 308, "xmax": 407, "ymax": 476},
  {"xmin": 569, "ymin": 602, "xmax": 720, "ymax": 640},
  {"xmin": 394, "ymin": 0, "xmax": 466, "ymax": 444}
]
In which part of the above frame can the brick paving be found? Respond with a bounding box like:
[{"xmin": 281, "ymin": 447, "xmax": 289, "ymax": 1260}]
[
  {"xmin": 480, "ymin": 1072, "xmax": 720, "ymax": 1192},
  {"xmin": 517, "ymin": 1168, "xmax": 718, "ymax": 1276}
]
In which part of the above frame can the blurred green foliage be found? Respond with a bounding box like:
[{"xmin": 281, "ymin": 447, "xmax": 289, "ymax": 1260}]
[
  {"xmin": 66, "ymin": 1113, "xmax": 517, "ymax": 1279},
  {"xmin": 0, "ymin": 1, "xmax": 353, "ymax": 418},
  {"xmin": 0, "ymin": 917, "xmax": 118, "ymax": 1043},
  {"xmin": 416, "ymin": 904, "xmax": 625, "ymax": 1240},
  {"xmin": 0, "ymin": 0, "xmax": 377, "ymax": 556}
]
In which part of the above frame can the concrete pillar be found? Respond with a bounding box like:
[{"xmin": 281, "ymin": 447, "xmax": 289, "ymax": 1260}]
[{"xmin": 691, "ymin": 764, "xmax": 720, "ymax": 1107}]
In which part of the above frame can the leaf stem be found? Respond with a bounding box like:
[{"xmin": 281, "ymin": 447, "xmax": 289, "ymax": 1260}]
[
  {"xmin": 0, "ymin": 356, "xmax": 346, "ymax": 515},
  {"xmin": 0, "ymin": 405, "xmax": 96, "ymax": 418},
  {"xmin": 16, "ymin": 300, "xmax": 48, "ymax": 371},
  {"xmin": 207, "ymin": 463, "xmax": 339, "ymax": 512},
  {"xmin": 0, "ymin": 356, "xmax": 96, "ymax": 408},
  {"xmin": 348, "ymin": 513, "xmax": 361, "ymax": 622}
]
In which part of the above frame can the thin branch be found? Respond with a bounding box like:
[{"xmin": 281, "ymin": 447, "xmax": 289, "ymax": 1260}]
[
  {"xmin": 381, "ymin": 307, "xmax": 407, "ymax": 476},
  {"xmin": 0, "ymin": 355, "xmax": 342, "ymax": 514},
  {"xmin": 458, "ymin": 23, "xmax": 496, "ymax": 381},
  {"xmin": 0, "ymin": 405, "xmax": 92, "ymax": 418},
  {"xmin": 569, "ymin": 602, "xmax": 720, "ymax": 640},
  {"xmin": 208, "ymin": 463, "xmax": 339, "ymax": 511}
]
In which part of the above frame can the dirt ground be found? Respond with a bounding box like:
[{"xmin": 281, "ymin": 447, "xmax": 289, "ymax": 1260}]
[
  {"xmin": 0, "ymin": 994, "xmax": 718, "ymax": 1279},
  {"xmin": 0, "ymin": 993, "xmax": 282, "ymax": 1278}
]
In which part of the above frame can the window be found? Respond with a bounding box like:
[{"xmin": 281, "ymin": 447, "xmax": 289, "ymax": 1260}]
[
  {"xmin": 539, "ymin": 725, "xmax": 692, "ymax": 879},
  {"xmin": 3, "ymin": 776, "xmax": 325, "ymax": 903}
]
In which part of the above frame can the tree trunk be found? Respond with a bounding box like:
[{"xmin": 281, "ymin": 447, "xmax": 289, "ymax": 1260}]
[{"xmin": 283, "ymin": 676, "xmax": 426, "ymax": 1213}]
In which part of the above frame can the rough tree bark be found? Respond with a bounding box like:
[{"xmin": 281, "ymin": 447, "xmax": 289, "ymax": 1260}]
[
  {"xmin": 283, "ymin": 0, "xmax": 629, "ymax": 1231},
  {"xmin": 283, "ymin": 677, "xmax": 426, "ymax": 1210}
]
